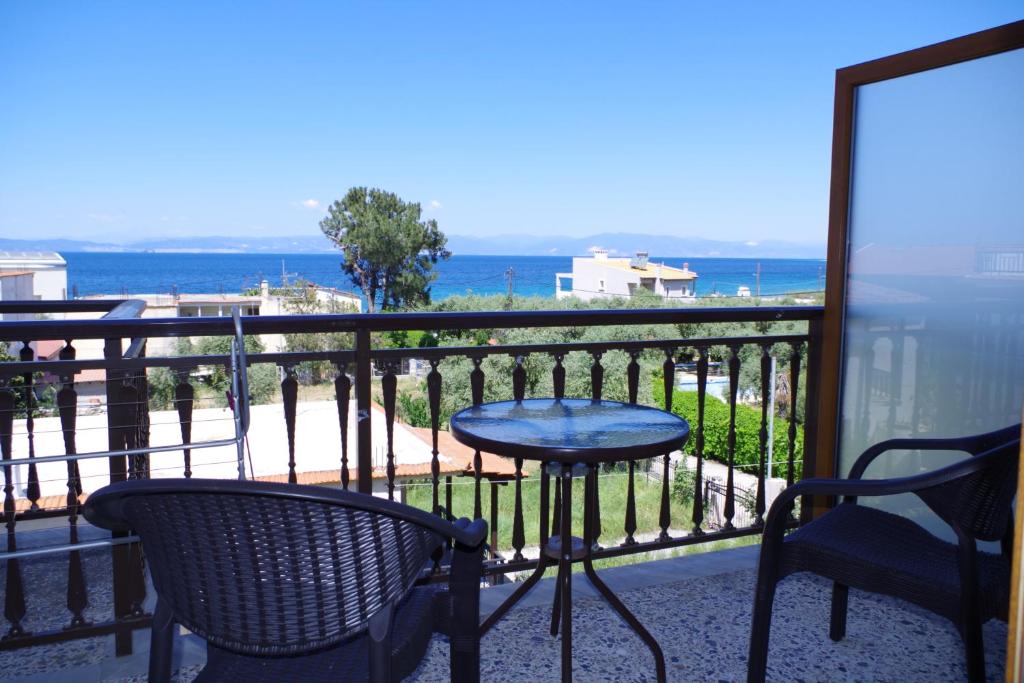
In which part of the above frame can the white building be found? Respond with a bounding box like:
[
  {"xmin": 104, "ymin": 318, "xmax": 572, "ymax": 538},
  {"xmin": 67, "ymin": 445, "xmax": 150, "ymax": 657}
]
[
  {"xmin": 77, "ymin": 281, "xmax": 362, "ymax": 356},
  {"xmin": 0, "ymin": 270, "xmax": 35, "ymax": 321},
  {"xmin": 556, "ymin": 250, "xmax": 698, "ymax": 301},
  {"xmin": 0, "ymin": 250, "xmax": 68, "ymax": 301}
]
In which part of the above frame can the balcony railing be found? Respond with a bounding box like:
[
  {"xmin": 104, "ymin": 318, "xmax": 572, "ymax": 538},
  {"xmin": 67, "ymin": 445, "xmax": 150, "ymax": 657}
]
[{"xmin": 0, "ymin": 300, "xmax": 824, "ymax": 655}]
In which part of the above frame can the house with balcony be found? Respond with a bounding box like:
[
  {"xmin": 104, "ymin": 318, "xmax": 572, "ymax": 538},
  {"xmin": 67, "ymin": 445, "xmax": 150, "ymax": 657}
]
[
  {"xmin": 0, "ymin": 19, "xmax": 1022, "ymax": 683},
  {"xmin": 556, "ymin": 250, "xmax": 698, "ymax": 301},
  {"xmin": 71, "ymin": 280, "xmax": 361, "ymax": 357}
]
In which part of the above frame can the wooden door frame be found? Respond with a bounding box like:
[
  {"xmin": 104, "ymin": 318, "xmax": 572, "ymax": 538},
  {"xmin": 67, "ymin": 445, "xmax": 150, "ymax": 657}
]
[{"xmin": 814, "ymin": 20, "xmax": 1024, "ymax": 486}]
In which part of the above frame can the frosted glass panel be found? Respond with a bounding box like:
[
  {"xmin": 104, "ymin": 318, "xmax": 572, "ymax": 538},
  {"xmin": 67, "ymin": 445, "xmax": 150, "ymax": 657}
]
[{"xmin": 838, "ymin": 48, "xmax": 1024, "ymax": 536}]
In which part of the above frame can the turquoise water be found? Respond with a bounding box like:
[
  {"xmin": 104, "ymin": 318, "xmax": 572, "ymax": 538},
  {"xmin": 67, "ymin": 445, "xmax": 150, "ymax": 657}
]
[{"xmin": 65, "ymin": 252, "xmax": 825, "ymax": 301}]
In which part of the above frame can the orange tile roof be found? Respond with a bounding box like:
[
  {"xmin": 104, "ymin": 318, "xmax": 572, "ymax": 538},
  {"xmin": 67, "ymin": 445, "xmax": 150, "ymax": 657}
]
[
  {"xmin": 35, "ymin": 340, "xmax": 65, "ymax": 359},
  {"xmin": 252, "ymin": 459, "xmax": 464, "ymax": 487},
  {"xmin": 14, "ymin": 493, "xmax": 86, "ymax": 513},
  {"xmin": 599, "ymin": 258, "xmax": 698, "ymax": 280},
  {"xmin": 408, "ymin": 426, "xmax": 528, "ymax": 479},
  {"xmin": 74, "ymin": 369, "xmax": 107, "ymax": 383}
]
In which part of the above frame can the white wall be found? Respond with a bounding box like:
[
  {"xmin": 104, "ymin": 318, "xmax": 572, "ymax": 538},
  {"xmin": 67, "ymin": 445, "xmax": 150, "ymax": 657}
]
[
  {"xmin": 569, "ymin": 257, "xmax": 640, "ymax": 301},
  {"xmin": 0, "ymin": 273, "xmax": 35, "ymax": 320}
]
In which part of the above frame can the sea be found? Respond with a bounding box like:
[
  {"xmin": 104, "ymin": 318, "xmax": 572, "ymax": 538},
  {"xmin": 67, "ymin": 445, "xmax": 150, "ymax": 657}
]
[{"xmin": 65, "ymin": 252, "xmax": 826, "ymax": 302}]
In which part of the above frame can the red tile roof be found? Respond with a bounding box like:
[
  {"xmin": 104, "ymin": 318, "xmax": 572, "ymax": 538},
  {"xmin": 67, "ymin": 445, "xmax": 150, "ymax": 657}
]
[
  {"xmin": 407, "ymin": 426, "xmax": 528, "ymax": 479},
  {"xmin": 35, "ymin": 340, "xmax": 65, "ymax": 359}
]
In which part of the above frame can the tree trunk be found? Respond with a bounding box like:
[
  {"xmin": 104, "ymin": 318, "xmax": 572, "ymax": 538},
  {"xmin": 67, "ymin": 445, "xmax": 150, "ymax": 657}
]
[{"xmin": 364, "ymin": 280, "xmax": 377, "ymax": 313}]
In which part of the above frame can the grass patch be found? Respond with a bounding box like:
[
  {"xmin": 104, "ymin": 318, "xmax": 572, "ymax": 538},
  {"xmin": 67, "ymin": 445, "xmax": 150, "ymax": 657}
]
[{"xmin": 404, "ymin": 467, "xmax": 693, "ymax": 552}]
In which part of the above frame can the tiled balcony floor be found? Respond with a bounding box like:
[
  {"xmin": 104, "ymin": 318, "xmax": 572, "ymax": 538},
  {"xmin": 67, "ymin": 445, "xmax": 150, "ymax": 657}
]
[{"xmin": 0, "ymin": 545, "xmax": 1007, "ymax": 682}]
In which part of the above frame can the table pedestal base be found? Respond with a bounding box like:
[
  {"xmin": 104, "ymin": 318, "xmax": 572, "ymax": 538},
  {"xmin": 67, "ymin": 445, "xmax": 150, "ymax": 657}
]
[{"xmin": 480, "ymin": 464, "xmax": 666, "ymax": 683}]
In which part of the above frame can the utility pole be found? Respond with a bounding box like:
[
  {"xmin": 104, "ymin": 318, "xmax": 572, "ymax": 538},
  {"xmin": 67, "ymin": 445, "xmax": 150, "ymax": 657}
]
[
  {"xmin": 504, "ymin": 266, "xmax": 515, "ymax": 310},
  {"xmin": 280, "ymin": 260, "xmax": 298, "ymax": 289},
  {"xmin": 755, "ymin": 262, "xmax": 761, "ymax": 298}
]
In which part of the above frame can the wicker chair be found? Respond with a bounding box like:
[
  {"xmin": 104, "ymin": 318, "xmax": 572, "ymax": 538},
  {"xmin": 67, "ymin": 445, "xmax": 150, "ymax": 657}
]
[
  {"xmin": 84, "ymin": 478, "xmax": 487, "ymax": 683},
  {"xmin": 747, "ymin": 424, "xmax": 1021, "ymax": 683}
]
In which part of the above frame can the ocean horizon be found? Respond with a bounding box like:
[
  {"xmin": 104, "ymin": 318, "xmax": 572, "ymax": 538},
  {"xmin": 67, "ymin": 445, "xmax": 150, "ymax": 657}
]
[{"xmin": 65, "ymin": 252, "xmax": 826, "ymax": 302}]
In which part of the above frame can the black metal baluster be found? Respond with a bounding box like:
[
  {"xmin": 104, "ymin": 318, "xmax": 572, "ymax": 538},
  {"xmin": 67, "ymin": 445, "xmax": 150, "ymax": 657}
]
[
  {"xmin": 0, "ymin": 382, "xmax": 26, "ymax": 638},
  {"xmin": 58, "ymin": 342, "xmax": 88, "ymax": 628},
  {"xmin": 174, "ymin": 369, "xmax": 194, "ymax": 478},
  {"xmin": 590, "ymin": 351, "xmax": 604, "ymax": 401},
  {"xmin": 119, "ymin": 370, "xmax": 149, "ymax": 618},
  {"xmin": 133, "ymin": 346, "xmax": 151, "ymax": 479},
  {"xmin": 445, "ymin": 475, "xmax": 453, "ymax": 518},
  {"xmin": 658, "ymin": 349, "xmax": 674, "ymax": 541},
  {"xmin": 692, "ymin": 346, "xmax": 708, "ymax": 535},
  {"xmin": 334, "ymin": 366, "xmax": 351, "ymax": 490},
  {"xmin": 470, "ymin": 356, "xmax": 485, "ymax": 405},
  {"xmin": 381, "ymin": 361, "xmax": 398, "ymax": 501},
  {"xmin": 426, "ymin": 360, "xmax": 441, "ymax": 514},
  {"xmin": 623, "ymin": 351, "xmax": 640, "ymax": 546},
  {"xmin": 787, "ymin": 343, "xmax": 802, "ymax": 488},
  {"xmin": 724, "ymin": 344, "xmax": 740, "ymax": 530},
  {"xmin": 590, "ymin": 351, "xmax": 603, "ymax": 546},
  {"xmin": 103, "ymin": 338, "xmax": 132, "ymax": 655},
  {"xmin": 470, "ymin": 357, "xmax": 484, "ymax": 520},
  {"xmin": 119, "ymin": 379, "xmax": 141, "ymax": 479},
  {"xmin": 755, "ymin": 344, "xmax": 771, "ymax": 527},
  {"xmin": 511, "ymin": 355, "xmax": 526, "ymax": 402},
  {"xmin": 488, "ymin": 481, "xmax": 501, "ymax": 559},
  {"xmin": 511, "ymin": 355, "xmax": 526, "ymax": 560},
  {"xmin": 118, "ymin": 373, "xmax": 149, "ymax": 617},
  {"xmin": 281, "ymin": 364, "xmax": 298, "ymax": 484},
  {"xmin": 552, "ymin": 353, "xmax": 565, "ymax": 399},
  {"xmin": 19, "ymin": 343, "xmax": 39, "ymax": 511},
  {"xmin": 549, "ymin": 354, "xmax": 564, "ymax": 538}
]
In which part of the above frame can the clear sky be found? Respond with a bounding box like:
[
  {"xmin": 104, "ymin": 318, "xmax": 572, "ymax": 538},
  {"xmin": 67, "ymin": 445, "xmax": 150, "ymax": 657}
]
[{"xmin": 0, "ymin": 2, "xmax": 1019, "ymax": 245}]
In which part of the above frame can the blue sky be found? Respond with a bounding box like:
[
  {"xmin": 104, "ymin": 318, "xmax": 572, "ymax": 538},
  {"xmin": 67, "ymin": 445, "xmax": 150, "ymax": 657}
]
[{"xmin": 1, "ymin": 2, "xmax": 1020, "ymax": 245}]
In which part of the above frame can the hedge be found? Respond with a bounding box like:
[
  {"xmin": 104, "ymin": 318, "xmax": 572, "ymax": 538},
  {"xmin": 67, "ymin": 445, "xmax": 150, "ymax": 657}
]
[{"xmin": 656, "ymin": 388, "xmax": 803, "ymax": 479}]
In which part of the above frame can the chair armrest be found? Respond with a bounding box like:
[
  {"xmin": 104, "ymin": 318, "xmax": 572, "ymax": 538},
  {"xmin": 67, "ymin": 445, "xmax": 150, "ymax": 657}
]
[
  {"xmin": 847, "ymin": 424, "xmax": 1020, "ymax": 481},
  {"xmin": 762, "ymin": 450, "xmax": 1000, "ymax": 545},
  {"xmin": 847, "ymin": 438, "xmax": 972, "ymax": 481},
  {"xmin": 450, "ymin": 517, "xmax": 488, "ymax": 550}
]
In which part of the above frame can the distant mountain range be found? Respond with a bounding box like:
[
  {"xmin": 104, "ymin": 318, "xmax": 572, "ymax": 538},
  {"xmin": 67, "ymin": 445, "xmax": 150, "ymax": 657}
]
[
  {"xmin": 445, "ymin": 233, "xmax": 825, "ymax": 259},
  {"xmin": 0, "ymin": 235, "xmax": 336, "ymax": 254},
  {"xmin": 0, "ymin": 233, "xmax": 825, "ymax": 259}
]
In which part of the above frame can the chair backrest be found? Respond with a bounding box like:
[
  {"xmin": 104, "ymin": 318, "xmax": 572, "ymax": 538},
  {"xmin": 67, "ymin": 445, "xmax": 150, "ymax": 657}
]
[
  {"xmin": 916, "ymin": 433, "xmax": 1021, "ymax": 542},
  {"xmin": 89, "ymin": 481, "xmax": 443, "ymax": 656}
]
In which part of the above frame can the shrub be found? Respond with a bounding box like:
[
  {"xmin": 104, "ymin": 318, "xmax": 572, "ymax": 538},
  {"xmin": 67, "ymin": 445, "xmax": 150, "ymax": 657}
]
[
  {"xmin": 672, "ymin": 461, "xmax": 698, "ymax": 505},
  {"xmin": 396, "ymin": 391, "xmax": 431, "ymax": 428},
  {"xmin": 657, "ymin": 388, "xmax": 804, "ymax": 478}
]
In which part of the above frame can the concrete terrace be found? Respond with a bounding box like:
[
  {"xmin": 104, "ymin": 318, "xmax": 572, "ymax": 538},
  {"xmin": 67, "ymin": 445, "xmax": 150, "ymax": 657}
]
[{"xmin": 0, "ymin": 546, "xmax": 1006, "ymax": 682}]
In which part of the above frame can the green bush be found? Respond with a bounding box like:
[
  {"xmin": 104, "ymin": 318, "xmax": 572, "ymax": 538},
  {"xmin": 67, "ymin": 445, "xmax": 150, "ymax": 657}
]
[
  {"xmin": 396, "ymin": 391, "xmax": 431, "ymax": 428},
  {"xmin": 657, "ymin": 388, "xmax": 803, "ymax": 479},
  {"xmin": 147, "ymin": 367, "xmax": 179, "ymax": 411},
  {"xmin": 170, "ymin": 335, "xmax": 280, "ymax": 407},
  {"xmin": 672, "ymin": 462, "xmax": 698, "ymax": 505}
]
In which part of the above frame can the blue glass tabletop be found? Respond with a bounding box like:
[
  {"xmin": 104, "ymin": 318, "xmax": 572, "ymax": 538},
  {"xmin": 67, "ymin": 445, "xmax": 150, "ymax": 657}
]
[{"xmin": 449, "ymin": 398, "xmax": 690, "ymax": 464}]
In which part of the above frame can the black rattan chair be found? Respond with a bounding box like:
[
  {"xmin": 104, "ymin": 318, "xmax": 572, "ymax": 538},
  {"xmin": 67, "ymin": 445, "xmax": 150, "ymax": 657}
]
[
  {"xmin": 84, "ymin": 478, "xmax": 487, "ymax": 683},
  {"xmin": 747, "ymin": 424, "xmax": 1021, "ymax": 683}
]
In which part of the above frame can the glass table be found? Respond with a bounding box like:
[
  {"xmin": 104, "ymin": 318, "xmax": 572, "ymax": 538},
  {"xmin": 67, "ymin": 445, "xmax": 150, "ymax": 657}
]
[{"xmin": 450, "ymin": 398, "xmax": 690, "ymax": 683}]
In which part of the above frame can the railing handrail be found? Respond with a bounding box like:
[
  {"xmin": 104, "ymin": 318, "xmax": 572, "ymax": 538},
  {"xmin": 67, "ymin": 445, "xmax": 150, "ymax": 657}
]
[
  {"xmin": 0, "ymin": 332, "xmax": 810, "ymax": 377},
  {"xmin": 0, "ymin": 304, "xmax": 824, "ymax": 342}
]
